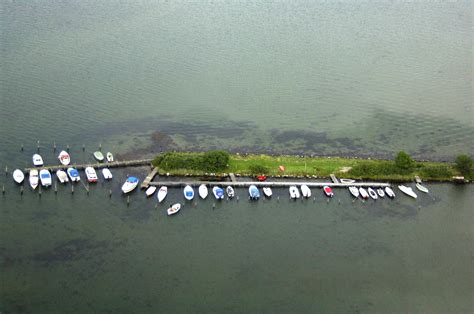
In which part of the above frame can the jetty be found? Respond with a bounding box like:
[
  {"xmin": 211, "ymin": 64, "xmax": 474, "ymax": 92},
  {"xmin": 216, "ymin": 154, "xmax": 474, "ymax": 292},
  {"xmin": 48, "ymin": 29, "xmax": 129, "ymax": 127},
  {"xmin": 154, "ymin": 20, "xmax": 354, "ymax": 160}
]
[
  {"xmin": 24, "ymin": 159, "xmax": 153, "ymax": 172},
  {"xmin": 141, "ymin": 167, "xmax": 159, "ymax": 189},
  {"xmin": 147, "ymin": 181, "xmax": 390, "ymax": 188}
]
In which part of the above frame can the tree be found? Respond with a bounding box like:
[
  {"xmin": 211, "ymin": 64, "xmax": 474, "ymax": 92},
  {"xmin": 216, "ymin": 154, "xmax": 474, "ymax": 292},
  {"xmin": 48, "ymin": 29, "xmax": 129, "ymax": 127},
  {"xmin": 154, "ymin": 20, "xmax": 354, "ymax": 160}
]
[
  {"xmin": 455, "ymin": 154, "xmax": 472, "ymax": 177},
  {"xmin": 394, "ymin": 151, "xmax": 414, "ymax": 172}
]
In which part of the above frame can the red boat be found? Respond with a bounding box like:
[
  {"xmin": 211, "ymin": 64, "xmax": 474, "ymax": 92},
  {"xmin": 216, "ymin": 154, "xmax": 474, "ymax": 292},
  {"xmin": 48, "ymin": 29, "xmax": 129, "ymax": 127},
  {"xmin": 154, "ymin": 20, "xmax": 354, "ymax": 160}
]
[
  {"xmin": 257, "ymin": 175, "xmax": 267, "ymax": 182},
  {"xmin": 323, "ymin": 185, "xmax": 334, "ymax": 197}
]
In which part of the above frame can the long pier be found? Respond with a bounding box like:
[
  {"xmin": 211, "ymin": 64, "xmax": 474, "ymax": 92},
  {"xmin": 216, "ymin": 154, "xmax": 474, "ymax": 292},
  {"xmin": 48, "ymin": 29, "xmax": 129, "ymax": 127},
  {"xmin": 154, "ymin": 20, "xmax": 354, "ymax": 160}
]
[
  {"xmin": 24, "ymin": 159, "xmax": 153, "ymax": 172},
  {"xmin": 147, "ymin": 181, "xmax": 390, "ymax": 188}
]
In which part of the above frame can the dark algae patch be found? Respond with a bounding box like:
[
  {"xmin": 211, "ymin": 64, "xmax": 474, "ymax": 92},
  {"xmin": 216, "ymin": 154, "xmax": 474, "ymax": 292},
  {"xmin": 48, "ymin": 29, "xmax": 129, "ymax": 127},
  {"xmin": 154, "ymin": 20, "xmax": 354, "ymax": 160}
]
[{"xmin": 33, "ymin": 238, "xmax": 108, "ymax": 265}]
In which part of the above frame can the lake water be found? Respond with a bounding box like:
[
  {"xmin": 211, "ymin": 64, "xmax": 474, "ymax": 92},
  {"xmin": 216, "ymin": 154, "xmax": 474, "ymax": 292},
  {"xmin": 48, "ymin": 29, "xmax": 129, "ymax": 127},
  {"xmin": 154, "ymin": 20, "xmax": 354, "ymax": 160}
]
[{"xmin": 1, "ymin": 1, "xmax": 473, "ymax": 313}]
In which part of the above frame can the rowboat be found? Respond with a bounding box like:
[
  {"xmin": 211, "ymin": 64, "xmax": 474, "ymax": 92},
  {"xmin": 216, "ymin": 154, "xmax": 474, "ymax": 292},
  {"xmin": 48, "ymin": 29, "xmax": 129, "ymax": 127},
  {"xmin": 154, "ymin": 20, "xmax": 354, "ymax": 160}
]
[
  {"xmin": 323, "ymin": 186, "xmax": 334, "ymax": 197},
  {"xmin": 32, "ymin": 154, "xmax": 43, "ymax": 166},
  {"xmin": 368, "ymin": 187, "xmax": 378, "ymax": 200},
  {"xmin": 384, "ymin": 186, "xmax": 395, "ymax": 198},
  {"xmin": 56, "ymin": 170, "xmax": 69, "ymax": 183},
  {"xmin": 67, "ymin": 168, "xmax": 80, "ymax": 182},
  {"xmin": 157, "ymin": 186, "xmax": 168, "ymax": 203},
  {"xmin": 39, "ymin": 169, "xmax": 52, "ymax": 187},
  {"xmin": 289, "ymin": 186, "xmax": 300, "ymax": 199},
  {"xmin": 212, "ymin": 186, "xmax": 224, "ymax": 200},
  {"xmin": 121, "ymin": 177, "xmax": 139, "ymax": 193},
  {"xmin": 300, "ymin": 184, "xmax": 311, "ymax": 198},
  {"xmin": 226, "ymin": 186, "xmax": 235, "ymax": 198},
  {"xmin": 29, "ymin": 169, "xmax": 39, "ymax": 190},
  {"xmin": 198, "ymin": 184, "xmax": 208, "ymax": 199},
  {"xmin": 184, "ymin": 185, "xmax": 194, "ymax": 200},
  {"xmin": 416, "ymin": 183, "xmax": 429, "ymax": 193},
  {"xmin": 93, "ymin": 151, "xmax": 104, "ymax": 162},
  {"xmin": 248, "ymin": 185, "xmax": 260, "ymax": 199},
  {"xmin": 13, "ymin": 169, "xmax": 25, "ymax": 184},
  {"xmin": 398, "ymin": 185, "xmax": 417, "ymax": 199},
  {"xmin": 167, "ymin": 203, "xmax": 181, "ymax": 216},
  {"xmin": 106, "ymin": 152, "xmax": 114, "ymax": 162},
  {"xmin": 85, "ymin": 167, "xmax": 98, "ymax": 183},
  {"xmin": 145, "ymin": 186, "xmax": 157, "ymax": 197},
  {"xmin": 359, "ymin": 187, "xmax": 369, "ymax": 199},
  {"xmin": 263, "ymin": 187, "xmax": 272, "ymax": 197},
  {"xmin": 377, "ymin": 188, "xmax": 385, "ymax": 198},
  {"xmin": 257, "ymin": 175, "xmax": 267, "ymax": 182},
  {"xmin": 58, "ymin": 150, "xmax": 71, "ymax": 166},
  {"xmin": 349, "ymin": 186, "xmax": 359, "ymax": 198},
  {"xmin": 102, "ymin": 168, "xmax": 113, "ymax": 180},
  {"xmin": 340, "ymin": 178, "xmax": 356, "ymax": 184}
]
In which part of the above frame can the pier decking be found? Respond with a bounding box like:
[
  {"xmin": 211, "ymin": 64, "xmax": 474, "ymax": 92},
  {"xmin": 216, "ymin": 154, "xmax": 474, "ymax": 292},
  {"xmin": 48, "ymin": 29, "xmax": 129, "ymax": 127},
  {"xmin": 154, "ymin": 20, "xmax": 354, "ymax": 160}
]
[
  {"xmin": 147, "ymin": 181, "xmax": 390, "ymax": 188},
  {"xmin": 24, "ymin": 159, "xmax": 153, "ymax": 172},
  {"xmin": 141, "ymin": 167, "xmax": 159, "ymax": 189}
]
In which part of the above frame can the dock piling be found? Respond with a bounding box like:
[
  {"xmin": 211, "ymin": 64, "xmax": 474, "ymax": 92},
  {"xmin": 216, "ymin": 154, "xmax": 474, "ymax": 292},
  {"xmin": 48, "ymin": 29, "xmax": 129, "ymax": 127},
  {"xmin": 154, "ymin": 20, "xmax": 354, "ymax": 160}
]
[
  {"xmin": 37, "ymin": 140, "xmax": 40, "ymax": 152},
  {"xmin": 66, "ymin": 145, "xmax": 70, "ymax": 152},
  {"xmin": 127, "ymin": 195, "xmax": 130, "ymax": 206},
  {"xmin": 71, "ymin": 185, "xmax": 74, "ymax": 194},
  {"xmin": 4, "ymin": 166, "xmax": 7, "ymax": 176},
  {"xmin": 20, "ymin": 186, "xmax": 24, "ymax": 195},
  {"xmin": 21, "ymin": 144, "xmax": 24, "ymax": 151},
  {"xmin": 53, "ymin": 142, "xmax": 56, "ymax": 152},
  {"xmin": 82, "ymin": 144, "xmax": 85, "ymax": 152},
  {"xmin": 109, "ymin": 189, "xmax": 112, "ymax": 198},
  {"xmin": 2, "ymin": 185, "xmax": 5, "ymax": 195}
]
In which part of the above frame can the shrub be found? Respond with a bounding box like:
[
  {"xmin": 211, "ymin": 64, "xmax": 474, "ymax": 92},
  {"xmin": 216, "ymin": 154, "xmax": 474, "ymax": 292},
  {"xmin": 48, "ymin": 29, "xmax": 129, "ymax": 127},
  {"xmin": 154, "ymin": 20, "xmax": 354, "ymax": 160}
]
[
  {"xmin": 248, "ymin": 164, "xmax": 270, "ymax": 175},
  {"xmin": 202, "ymin": 151, "xmax": 230, "ymax": 172},
  {"xmin": 394, "ymin": 151, "xmax": 414, "ymax": 173},
  {"xmin": 455, "ymin": 154, "xmax": 472, "ymax": 177},
  {"xmin": 153, "ymin": 151, "xmax": 229, "ymax": 172},
  {"xmin": 421, "ymin": 166, "xmax": 452, "ymax": 179}
]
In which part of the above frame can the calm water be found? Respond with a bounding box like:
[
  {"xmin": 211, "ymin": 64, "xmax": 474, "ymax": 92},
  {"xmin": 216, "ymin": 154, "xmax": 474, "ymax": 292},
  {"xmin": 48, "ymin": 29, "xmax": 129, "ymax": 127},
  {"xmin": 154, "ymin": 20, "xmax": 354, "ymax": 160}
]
[{"xmin": 1, "ymin": 1, "xmax": 473, "ymax": 313}]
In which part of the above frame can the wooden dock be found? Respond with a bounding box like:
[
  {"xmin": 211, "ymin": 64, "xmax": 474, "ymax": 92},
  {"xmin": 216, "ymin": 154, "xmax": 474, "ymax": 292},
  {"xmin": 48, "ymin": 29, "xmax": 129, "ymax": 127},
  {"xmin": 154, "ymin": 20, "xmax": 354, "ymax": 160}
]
[
  {"xmin": 141, "ymin": 167, "xmax": 159, "ymax": 189},
  {"xmin": 330, "ymin": 174, "xmax": 339, "ymax": 183},
  {"xmin": 147, "ymin": 181, "xmax": 390, "ymax": 188},
  {"xmin": 24, "ymin": 158, "xmax": 153, "ymax": 172}
]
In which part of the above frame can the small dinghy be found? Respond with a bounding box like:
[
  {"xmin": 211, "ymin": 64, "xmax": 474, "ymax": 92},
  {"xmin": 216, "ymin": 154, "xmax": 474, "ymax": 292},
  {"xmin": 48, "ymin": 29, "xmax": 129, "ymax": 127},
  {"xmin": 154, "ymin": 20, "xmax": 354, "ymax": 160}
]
[
  {"xmin": 157, "ymin": 186, "xmax": 168, "ymax": 203},
  {"xmin": 257, "ymin": 175, "xmax": 267, "ymax": 182},
  {"xmin": 13, "ymin": 169, "xmax": 25, "ymax": 184},
  {"xmin": 184, "ymin": 185, "xmax": 194, "ymax": 200},
  {"xmin": 85, "ymin": 167, "xmax": 98, "ymax": 183},
  {"xmin": 106, "ymin": 152, "xmax": 114, "ymax": 162},
  {"xmin": 262, "ymin": 187, "xmax": 272, "ymax": 197},
  {"xmin": 349, "ymin": 186, "xmax": 359, "ymax": 198},
  {"xmin": 67, "ymin": 168, "xmax": 80, "ymax": 182},
  {"xmin": 377, "ymin": 188, "xmax": 385, "ymax": 198},
  {"xmin": 121, "ymin": 176, "xmax": 139, "ymax": 193},
  {"xmin": 301, "ymin": 184, "xmax": 311, "ymax": 198},
  {"xmin": 248, "ymin": 185, "xmax": 260, "ymax": 200},
  {"xmin": 56, "ymin": 170, "xmax": 69, "ymax": 183},
  {"xmin": 323, "ymin": 186, "xmax": 334, "ymax": 197},
  {"xmin": 93, "ymin": 151, "xmax": 104, "ymax": 162},
  {"xmin": 167, "ymin": 203, "xmax": 181, "ymax": 216},
  {"xmin": 226, "ymin": 186, "xmax": 235, "ymax": 198},
  {"xmin": 29, "ymin": 169, "xmax": 39, "ymax": 190},
  {"xmin": 416, "ymin": 183, "xmax": 429, "ymax": 193},
  {"xmin": 198, "ymin": 184, "xmax": 208, "ymax": 199},
  {"xmin": 58, "ymin": 150, "xmax": 71, "ymax": 166},
  {"xmin": 398, "ymin": 185, "xmax": 417, "ymax": 199},
  {"xmin": 359, "ymin": 187, "xmax": 369, "ymax": 199},
  {"xmin": 39, "ymin": 169, "xmax": 52, "ymax": 187},
  {"xmin": 340, "ymin": 178, "xmax": 356, "ymax": 184},
  {"xmin": 368, "ymin": 187, "xmax": 378, "ymax": 200},
  {"xmin": 102, "ymin": 168, "xmax": 113, "ymax": 180},
  {"xmin": 212, "ymin": 186, "xmax": 225, "ymax": 200},
  {"xmin": 384, "ymin": 186, "xmax": 395, "ymax": 198},
  {"xmin": 289, "ymin": 186, "xmax": 300, "ymax": 199},
  {"xmin": 145, "ymin": 186, "xmax": 157, "ymax": 197},
  {"xmin": 32, "ymin": 154, "xmax": 44, "ymax": 166}
]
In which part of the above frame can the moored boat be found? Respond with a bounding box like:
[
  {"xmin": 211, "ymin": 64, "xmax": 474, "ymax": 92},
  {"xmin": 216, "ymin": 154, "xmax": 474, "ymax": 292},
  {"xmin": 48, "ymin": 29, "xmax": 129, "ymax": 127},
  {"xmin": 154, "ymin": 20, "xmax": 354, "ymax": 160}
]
[
  {"xmin": 13, "ymin": 169, "xmax": 25, "ymax": 184},
  {"xmin": 323, "ymin": 185, "xmax": 334, "ymax": 197},
  {"xmin": 248, "ymin": 185, "xmax": 260, "ymax": 199},
  {"xmin": 384, "ymin": 186, "xmax": 395, "ymax": 198},
  {"xmin": 289, "ymin": 186, "xmax": 300, "ymax": 199},
  {"xmin": 416, "ymin": 183, "xmax": 429, "ymax": 193},
  {"xmin": 300, "ymin": 184, "xmax": 311, "ymax": 198},
  {"xmin": 157, "ymin": 186, "xmax": 168, "ymax": 203},
  {"xmin": 67, "ymin": 167, "xmax": 80, "ymax": 182},
  {"xmin": 262, "ymin": 187, "xmax": 272, "ymax": 197},
  {"xmin": 121, "ymin": 176, "xmax": 139, "ymax": 193},
  {"xmin": 58, "ymin": 150, "xmax": 71, "ymax": 166},
  {"xmin": 198, "ymin": 184, "xmax": 208, "ymax": 199},
  {"xmin": 167, "ymin": 203, "xmax": 181, "ymax": 216},
  {"xmin": 349, "ymin": 186, "xmax": 359, "ymax": 198},
  {"xmin": 212, "ymin": 186, "xmax": 224, "ymax": 200},
  {"xmin": 106, "ymin": 152, "xmax": 114, "ymax": 162},
  {"xmin": 29, "ymin": 169, "xmax": 39, "ymax": 190},
  {"xmin": 32, "ymin": 154, "xmax": 44, "ymax": 166},
  {"xmin": 257, "ymin": 175, "xmax": 267, "ymax": 182},
  {"xmin": 368, "ymin": 187, "xmax": 378, "ymax": 200},
  {"xmin": 398, "ymin": 185, "xmax": 417, "ymax": 199},
  {"xmin": 102, "ymin": 168, "xmax": 113, "ymax": 180},
  {"xmin": 93, "ymin": 151, "xmax": 104, "ymax": 162},
  {"xmin": 184, "ymin": 185, "xmax": 194, "ymax": 200},
  {"xmin": 85, "ymin": 167, "xmax": 98, "ymax": 183},
  {"xmin": 226, "ymin": 186, "xmax": 235, "ymax": 198},
  {"xmin": 377, "ymin": 188, "xmax": 385, "ymax": 198},
  {"xmin": 56, "ymin": 170, "xmax": 69, "ymax": 183},
  {"xmin": 359, "ymin": 187, "xmax": 369, "ymax": 199},
  {"xmin": 39, "ymin": 169, "xmax": 52, "ymax": 187},
  {"xmin": 145, "ymin": 186, "xmax": 157, "ymax": 197},
  {"xmin": 340, "ymin": 178, "xmax": 356, "ymax": 184}
]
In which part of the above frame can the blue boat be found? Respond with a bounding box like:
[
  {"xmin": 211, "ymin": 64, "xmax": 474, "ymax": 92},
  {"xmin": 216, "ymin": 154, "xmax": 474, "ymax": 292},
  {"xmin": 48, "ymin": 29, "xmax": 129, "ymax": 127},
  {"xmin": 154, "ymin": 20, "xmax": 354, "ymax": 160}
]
[
  {"xmin": 121, "ymin": 176, "xmax": 139, "ymax": 194},
  {"xmin": 67, "ymin": 167, "xmax": 80, "ymax": 182},
  {"xmin": 212, "ymin": 186, "xmax": 224, "ymax": 200},
  {"xmin": 248, "ymin": 185, "xmax": 260, "ymax": 200},
  {"xmin": 183, "ymin": 185, "xmax": 194, "ymax": 200}
]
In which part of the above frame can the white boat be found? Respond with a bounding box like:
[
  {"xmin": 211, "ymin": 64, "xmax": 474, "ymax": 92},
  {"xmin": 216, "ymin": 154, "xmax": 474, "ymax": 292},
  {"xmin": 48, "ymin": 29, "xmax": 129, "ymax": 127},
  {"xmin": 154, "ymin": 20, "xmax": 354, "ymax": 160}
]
[
  {"xmin": 13, "ymin": 169, "xmax": 25, "ymax": 184},
  {"xmin": 39, "ymin": 169, "xmax": 52, "ymax": 187},
  {"xmin": 349, "ymin": 186, "xmax": 359, "ymax": 198},
  {"xmin": 183, "ymin": 185, "xmax": 194, "ymax": 200},
  {"xmin": 102, "ymin": 168, "xmax": 113, "ymax": 180},
  {"xmin": 248, "ymin": 185, "xmax": 260, "ymax": 199},
  {"xmin": 212, "ymin": 186, "xmax": 225, "ymax": 200},
  {"xmin": 106, "ymin": 152, "xmax": 114, "ymax": 162},
  {"xmin": 93, "ymin": 151, "xmax": 104, "ymax": 162},
  {"xmin": 198, "ymin": 184, "xmax": 208, "ymax": 199},
  {"xmin": 377, "ymin": 188, "xmax": 385, "ymax": 198},
  {"xmin": 416, "ymin": 183, "xmax": 429, "ymax": 193},
  {"xmin": 157, "ymin": 186, "xmax": 168, "ymax": 203},
  {"xmin": 57, "ymin": 150, "xmax": 71, "ymax": 166},
  {"xmin": 67, "ymin": 168, "xmax": 80, "ymax": 182},
  {"xmin": 145, "ymin": 186, "xmax": 157, "ymax": 197},
  {"xmin": 368, "ymin": 187, "xmax": 378, "ymax": 200},
  {"xmin": 289, "ymin": 186, "xmax": 300, "ymax": 199},
  {"xmin": 56, "ymin": 170, "xmax": 69, "ymax": 183},
  {"xmin": 32, "ymin": 154, "xmax": 44, "ymax": 166},
  {"xmin": 226, "ymin": 186, "xmax": 235, "ymax": 198},
  {"xmin": 262, "ymin": 187, "xmax": 272, "ymax": 197},
  {"xmin": 121, "ymin": 176, "xmax": 139, "ymax": 193},
  {"xmin": 167, "ymin": 203, "xmax": 181, "ymax": 216},
  {"xmin": 85, "ymin": 167, "xmax": 98, "ymax": 183},
  {"xmin": 340, "ymin": 178, "xmax": 356, "ymax": 184},
  {"xmin": 398, "ymin": 185, "xmax": 417, "ymax": 199},
  {"xmin": 385, "ymin": 186, "xmax": 395, "ymax": 198},
  {"xmin": 359, "ymin": 187, "xmax": 369, "ymax": 199},
  {"xmin": 29, "ymin": 169, "xmax": 39, "ymax": 190},
  {"xmin": 300, "ymin": 184, "xmax": 311, "ymax": 198}
]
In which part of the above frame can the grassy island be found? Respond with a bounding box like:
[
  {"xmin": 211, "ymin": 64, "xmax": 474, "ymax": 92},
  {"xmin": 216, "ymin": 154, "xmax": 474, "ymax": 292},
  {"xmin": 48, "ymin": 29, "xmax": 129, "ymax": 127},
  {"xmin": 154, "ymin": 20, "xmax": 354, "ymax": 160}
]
[{"xmin": 152, "ymin": 151, "xmax": 471, "ymax": 182}]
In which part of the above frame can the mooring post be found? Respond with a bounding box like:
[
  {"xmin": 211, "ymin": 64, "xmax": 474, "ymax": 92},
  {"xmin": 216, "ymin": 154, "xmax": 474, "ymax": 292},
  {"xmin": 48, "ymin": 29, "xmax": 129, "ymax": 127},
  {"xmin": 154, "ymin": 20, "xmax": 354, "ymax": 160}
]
[
  {"xmin": 37, "ymin": 140, "xmax": 40, "ymax": 152},
  {"xmin": 54, "ymin": 183, "xmax": 57, "ymax": 194},
  {"xmin": 127, "ymin": 195, "xmax": 130, "ymax": 206},
  {"xmin": 82, "ymin": 144, "xmax": 85, "ymax": 152},
  {"xmin": 71, "ymin": 185, "xmax": 74, "ymax": 194},
  {"xmin": 4, "ymin": 166, "xmax": 7, "ymax": 176},
  {"xmin": 53, "ymin": 142, "xmax": 56, "ymax": 152},
  {"xmin": 66, "ymin": 144, "xmax": 70, "ymax": 152},
  {"xmin": 20, "ymin": 186, "xmax": 24, "ymax": 195},
  {"xmin": 2, "ymin": 185, "xmax": 5, "ymax": 195},
  {"xmin": 99, "ymin": 143, "xmax": 102, "ymax": 151},
  {"xmin": 109, "ymin": 189, "xmax": 112, "ymax": 198},
  {"xmin": 21, "ymin": 144, "xmax": 24, "ymax": 151}
]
